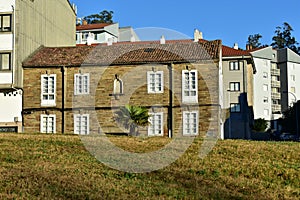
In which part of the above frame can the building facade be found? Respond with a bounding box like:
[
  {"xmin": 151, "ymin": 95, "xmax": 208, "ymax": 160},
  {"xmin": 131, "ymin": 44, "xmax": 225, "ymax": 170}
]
[
  {"xmin": 0, "ymin": 0, "xmax": 76, "ymax": 132},
  {"xmin": 22, "ymin": 40, "xmax": 222, "ymax": 138}
]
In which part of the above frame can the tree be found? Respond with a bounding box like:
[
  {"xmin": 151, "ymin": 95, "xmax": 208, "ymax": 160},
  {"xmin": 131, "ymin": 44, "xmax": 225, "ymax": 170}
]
[
  {"xmin": 247, "ymin": 34, "xmax": 263, "ymax": 49},
  {"xmin": 114, "ymin": 105, "xmax": 150, "ymax": 136},
  {"xmin": 271, "ymin": 22, "xmax": 300, "ymax": 54},
  {"xmin": 83, "ymin": 10, "xmax": 114, "ymax": 24},
  {"xmin": 280, "ymin": 100, "xmax": 300, "ymax": 134},
  {"xmin": 252, "ymin": 118, "xmax": 268, "ymax": 132}
]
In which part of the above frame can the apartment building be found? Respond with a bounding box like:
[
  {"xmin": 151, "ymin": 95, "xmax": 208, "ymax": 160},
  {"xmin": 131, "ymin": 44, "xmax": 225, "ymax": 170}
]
[
  {"xmin": 0, "ymin": 0, "xmax": 76, "ymax": 132},
  {"xmin": 76, "ymin": 21, "xmax": 140, "ymax": 45},
  {"xmin": 221, "ymin": 44, "xmax": 255, "ymax": 139},
  {"xmin": 22, "ymin": 39, "xmax": 222, "ymax": 137}
]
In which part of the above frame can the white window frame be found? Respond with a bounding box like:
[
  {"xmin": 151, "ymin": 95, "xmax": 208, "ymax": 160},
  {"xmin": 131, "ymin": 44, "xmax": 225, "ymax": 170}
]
[
  {"xmin": 182, "ymin": 70, "xmax": 198, "ymax": 103},
  {"xmin": 74, "ymin": 114, "xmax": 90, "ymax": 135},
  {"xmin": 74, "ymin": 73, "xmax": 90, "ymax": 95},
  {"xmin": 229, "ymin": 82, "xmax": 240, "ymax": 91},
  {"xmin": 263, "ymin": 97, "xmax": 268, "ymax": 103},
  {"xmin": 148, "ymin": 112, "xmax": 163, "ymax": 136},
  {"xmin": 182, "ymin": 111, "xmax": 199, "ymax": 136},
  {"xmin": 229, "ymin": 61, "xmax": 239, "ymax": 70},
  {"xmin": 263, "ymin": 84, "xmax": 268, "ymax": 92},
  {"xmin": 40, "ymin": 114, "xmax": 56, "ymax": 134},
  {"xmin": 263, "ymin": 72, "xmax": 268, "ymax": 78},
  {"xmin": 147, "ymin": 71, "xmax": 164, "ymax": 93},
  {"xmin": 41, "ymin": 74, "xmax": 56, "ymax": 106}
]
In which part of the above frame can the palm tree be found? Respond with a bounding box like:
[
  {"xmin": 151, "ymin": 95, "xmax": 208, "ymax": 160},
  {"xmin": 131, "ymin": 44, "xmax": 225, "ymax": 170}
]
[{"xmin": 114, "ymin": 105, "xmax": 150, "ymax": 136}]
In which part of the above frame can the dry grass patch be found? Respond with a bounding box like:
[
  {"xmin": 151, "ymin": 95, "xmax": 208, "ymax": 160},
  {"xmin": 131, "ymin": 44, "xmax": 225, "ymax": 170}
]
[{"xmin": 0, "ymin": 133, "xmax": 299, "ymax": 199}]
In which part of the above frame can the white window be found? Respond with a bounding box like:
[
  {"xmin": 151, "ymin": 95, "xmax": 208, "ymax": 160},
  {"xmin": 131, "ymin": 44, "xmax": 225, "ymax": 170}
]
[
  {"xmin": 263, "ymin": 97, "xmax": 268, "ymax": 103},
  {"xmin": 40, "ymin": 114, "xmax": 56, "ymax": 134},
  {"xmin": 74, "ymin": 114, "xmax": 89, "ymax": 135},
  {"xmin": 114, "ymin": 77, "xmax": 123, "ymax": 94},
  {"xmin": 147, "ymin": 71, "xmax": 163, "ymax": 93},
  {"xmin": 148, "ymin": 112, "xmax": 163, "ymax": 136},
  {"xmin": 0, "ymin": 53, "xmax": 11, "ymax": 70},
  {"xmin": 291, "ymin": 75, "xmax": 295, "ymax": 81},
  {"xmin": 229, "ymin": 82, "xmax": 240, "ymax": 91},
  {"xmin": 41, "ymin": 74, "xmax": 56, "ymax": 106},
  {"xmin": 263, "ymin": 72, "xmax": 268, "ymax": 78},
  {"xmin": 182, "ymin": 70, "xmax": 198, "ymax": 103},
  {"xmin": 264, "ymin": 109, "xmax": 269, "ymax": 116},
  {"xmin": 291, "ymin": 87, "xmax": 296, "ymax": 93},
  {"xmin": 183, "ymin": 111, "xmax": 199, "ymax": 135},
  {"xmin": 230, "ymin": 103, "xmax": 241, "ymax": 113},
  {"xmin": 74, "ymin": 73, "xmax": 89, "ymax": 95},
  {"xmin": 229, "ymin": 61, "xmax": 239, "ymax": 70},
  {"xmin": 263, "ymin": 84, "xmax": 268, "ymax": 91}
]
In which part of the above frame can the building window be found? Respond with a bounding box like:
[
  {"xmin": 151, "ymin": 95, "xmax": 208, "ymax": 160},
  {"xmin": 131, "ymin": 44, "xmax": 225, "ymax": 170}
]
[
  {"xmin": 272, "ymin": 75, "xmax": 280, "ymax": 81},
  {"xmin": 230, "ymin": 103, "xmax": 241, "ymax": 113},
  {"xmin": 291, "ymin": 87, "xmax": 296, "ymax": 93},
  {"xmin": 183, "ymin": 111, "xmax": 199, "ymax": 135},
  {"xmin": 0, "ymin": 14, "xmax": 12, "ymax": 32},
  {"xmin": 291, "ymin": 75, "xmax": 295, "ymax": 81},
  {"xmin": 263, "ymin": 84, "xmax": 268, "ymax": 92},
  {"xmin": 272, "ymin": 99, "xmax": 281, "ymax": 105},
  {"xmin": 147, "ymin": 71, "xmax": 163, "ymax": 93},
  {"xmin": 40, "ymin": 114, "xmax": 56, "ymax": 133},
  {"xmin": 41, "ymin": 74, "xmax": 56, "ymax": 106},
  {"xmin": 74, "ymin": 73, "xmax": 89, "ymax": 95},
  {"xmin": 263, "ymin": 97, "xmax": 268, "ymax": 103},
  {"xmin": 263, "ymin": 72, "xmax": 268, "ymax": 78},
  {"xmin": 229, "ymin": 61, "xmax": 239, "ymax": 70},
  {"xmin": 0, "ymin": 53, "xmax": 11, "ymax": 70},
  {"xmin": 264, "ymin": 109, "xmax": 269, "ymax": 116},
  {"xmin": 148, "ymin": 112, "xmax": 163, "ymax": 136},
  {"xmin": 182, "ymin": 70, "xmax": 198, "ymax": 103},
  {"xmin": 74, "ymin": 114, "xmax": 89, "ymax": 135},
  {"xmin": 229, "ymin": 82, "xmax": 240, "ymax": 91}
]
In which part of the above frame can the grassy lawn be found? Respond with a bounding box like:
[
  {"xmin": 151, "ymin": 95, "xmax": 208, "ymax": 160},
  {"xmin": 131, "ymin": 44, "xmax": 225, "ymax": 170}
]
[{"xmin": 0, "ymin": 133, "xmax": 299, "ymax": 199}]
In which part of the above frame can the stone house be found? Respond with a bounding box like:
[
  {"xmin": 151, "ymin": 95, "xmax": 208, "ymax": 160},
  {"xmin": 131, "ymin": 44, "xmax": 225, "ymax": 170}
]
[{"xmin": 22, "ymin": 39, "xmax": 222, "ymax": 138}]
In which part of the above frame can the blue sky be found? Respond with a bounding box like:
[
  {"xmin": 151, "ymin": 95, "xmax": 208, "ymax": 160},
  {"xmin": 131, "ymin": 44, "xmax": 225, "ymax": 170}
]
[{"xmin": 72, "ymin": 0, "xmax": 300, "ymax": 49}]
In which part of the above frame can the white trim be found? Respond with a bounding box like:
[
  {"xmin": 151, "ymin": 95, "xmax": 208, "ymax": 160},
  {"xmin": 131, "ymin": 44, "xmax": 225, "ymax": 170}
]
[
  {"xmin": 147, "ymin": 71, "xmax": 164, "ymax": 93},
  {"xmin": 41, "ymin": 74, "xmax": 56, "ymax": 106},
  {"xmin": 74, "ymin": 73, "xmax": 90, "ymax": 95},
  {"xmin": 182, "ymin": 70, "xmax": 198, "ymax": 103},
  {"xmin": 182, "ymin": 111, "xmax": 199, "ymax": 136},
  {"xmin": 74, "ymin": 114, "xmax": 90, "ymax": 135},
  {"xmin": 148, "ymin": 112, "xmax": 163, "ymax": 136},
  {"xmin": 40, "ymin": 114, "xmax": 56, "ymax": 134}
]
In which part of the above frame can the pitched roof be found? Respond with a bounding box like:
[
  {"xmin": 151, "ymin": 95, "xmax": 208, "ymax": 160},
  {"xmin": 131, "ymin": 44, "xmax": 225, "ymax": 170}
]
[
  {"xmin": 222, "ymin": 45, "xmax": 251, "ymax": 57},
  {"xmin": 76, "ymin": 23, "xmax": 112, "ymax": 31},
  {"xmin": 23, "ymin": 40, "xmax": 221, "ymax": 67}
]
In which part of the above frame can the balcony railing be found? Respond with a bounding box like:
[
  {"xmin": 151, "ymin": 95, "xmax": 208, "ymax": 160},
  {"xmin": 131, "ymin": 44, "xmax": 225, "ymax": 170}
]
[
  {"xmin": 271, "ymin": 69, "xmax": 280, "ymax": 76},
  {"xmin": 271, "ymin": 81, "xmax": 280, "ymax": 87},
  {"xmin": 271, "ymin": 93, "xmax": 281, "ymax": 99}
]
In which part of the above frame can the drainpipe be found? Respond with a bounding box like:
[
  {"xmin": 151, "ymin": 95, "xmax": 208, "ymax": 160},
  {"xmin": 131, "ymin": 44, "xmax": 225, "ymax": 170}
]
[
  {"xmin": 11, "ymin": 5, "xmax": 16, "ymax": 86},
  {"xmin": 61, "ymin": 66, "xmax": 65, "ymax": 134},
  {"xmin": 168, "ymin": 63, "xmax": 173, "ymax": 138}
]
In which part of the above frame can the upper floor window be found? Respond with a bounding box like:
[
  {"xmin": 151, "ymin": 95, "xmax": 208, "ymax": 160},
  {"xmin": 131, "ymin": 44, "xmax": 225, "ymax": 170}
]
[
  {"xmin": 182, "ymin": 70, "xmax": 198, "ymax": 103},
  {"xmin": 0, "ymin": 53, "xmax": 11, "ymax": 70},
  {"xmin": 0, "ymin": 14, "xmax": 12, "ymax": 32},
  {"xmin": 230, "ymin": 103, "xmax": 241, "ymax": 113},
  {"xmin": 229, "ymin": 82, "xmax": 240, "ymax": 91},
  {"xmin": 148, "ymin": 112, "xmax": 163, "ymax": 136},
  {"xmin": 41, "ymin": 74, "xmax": 56, "ymax": 106},
  {"xmin": 291, "ymin": 75, "xmax": 295, "ymax": 81},
  {"xmin": 183, "ymin": 111, "xmax": 199, "ymax": 135},
  {"xmin": 74, "ymin": 114, "xmax": 89, "ymax": 135},
  {"xmin": 263, "ymin": 84, "xmax": 268, "ymax": 91},
  {"xmin": 147, "ymin": 71, "xmax": 163, "ymax": 93},
  {"xmin": 263, "ymin": 72, "xmax": 268, "ymax": 78},
  {"xmin": 40, "ymin": 114, "xmax": 56, "ymax": 134},
  {"xmin": 229, "ymin": 61, "xmax": 239, "ymax": 70},
  {"xmin": 74, "ymin": 73, "xmax": 89, "ymax": 95}
]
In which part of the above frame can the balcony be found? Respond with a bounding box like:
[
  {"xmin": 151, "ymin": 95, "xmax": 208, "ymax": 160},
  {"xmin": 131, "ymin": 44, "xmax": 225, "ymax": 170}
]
[
  {"xmin": 271, "ymin": 81, "xmax": 280, "ymax": 88},
  {"xmin": 272, "ymin": 104, "xmax": 281, "ymax": 112},
  {"xmin": 271, "ymin": 93, "xmax": 281, "ymax": 99},
  {"xmin": 271, "ymin": 69, "xmax": 280, "ymax": 76}
]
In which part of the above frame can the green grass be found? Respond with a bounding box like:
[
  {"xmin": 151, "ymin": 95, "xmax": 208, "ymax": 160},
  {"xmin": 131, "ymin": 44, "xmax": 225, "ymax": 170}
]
[{"xmin": 0, "ymin": 133, "xmax": 299, "ymax": 199}]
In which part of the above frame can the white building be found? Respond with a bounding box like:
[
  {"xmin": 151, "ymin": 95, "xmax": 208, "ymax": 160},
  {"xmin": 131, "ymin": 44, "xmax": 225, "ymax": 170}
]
[
  {"xmin": 76, "ymin": 21, "xmax": 140, "ymax": 45},
  {"xmin": 0, "ymin": 0, "xmax": 76, "ymax": 132}
]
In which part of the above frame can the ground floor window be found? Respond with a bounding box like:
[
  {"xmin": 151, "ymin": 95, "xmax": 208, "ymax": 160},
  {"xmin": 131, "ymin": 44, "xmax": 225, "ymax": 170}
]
[
  {"xmin": 74, "ymin": 114, "xmax": 89, "ymax": 135},
  {"xmin": 183, "ymin": 111, "xmax": 199, "ymax": 135},
  {"xmin": 148, "ymin": 112, "xmax": 163, "ymax": 136},
  {"xmin": 40, "ymin": 114, "xmax": 56, "ymax": 133}
]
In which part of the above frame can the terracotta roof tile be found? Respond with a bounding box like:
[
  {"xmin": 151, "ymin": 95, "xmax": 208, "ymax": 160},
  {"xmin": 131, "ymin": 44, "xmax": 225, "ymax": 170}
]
[
  {"xmin": 222, "ymin": 45, "xmax": 251, "ymax": 57},
  {"xmin": 23, "ymin": 40, "xmax": 221, "ymax": 67},
  {"xmin": 76, "ymin": 23, "xmax": 112, "ymax": 31}
]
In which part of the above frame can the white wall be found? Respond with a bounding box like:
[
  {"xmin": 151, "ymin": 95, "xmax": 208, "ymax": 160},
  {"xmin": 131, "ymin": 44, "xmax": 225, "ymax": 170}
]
[
  {"xmin": 253, "ymin": 58, "xmax": 272, "ymax": 120},
  {"xmin": 0, "ymin": 92, "xmax": 22, "ymax": 122},
  {"xmin": 287, "ymin": 62, "xmax": 300, "ymax": 104},
  {"xmin": 0, "ymin": 0, "xmax": 15, "ymax": 12},
  {"xmin": 0, "ymin": 73, "xmax": 12, "ymax": 84},
  {"xmin": 0, "ymin": 34, "xmax": 13, "ymax": 51}
]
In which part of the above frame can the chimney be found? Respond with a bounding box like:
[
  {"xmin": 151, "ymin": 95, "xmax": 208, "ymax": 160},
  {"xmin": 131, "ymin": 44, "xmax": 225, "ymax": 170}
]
[
  {"xmin": 233, "ymin": 43, "xmax": 239, "ymax": 50},
  {"xmin": 76, "ymin": 18, "xmax": 82, "ymax": 25},
  {"xmin": 160, "ymin": 35, "xmax": 166, "ymax": 44},
  {"xmin": 82, "ymin": 20, "xmax": 88, "ymax": 26},
  {"xmin": 246, "ymin": 44, "xmax": 253, "ymax": 50},
  {"xmin": 194, "ymin": 29, "xmax": 203, "ymax": 42}
]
